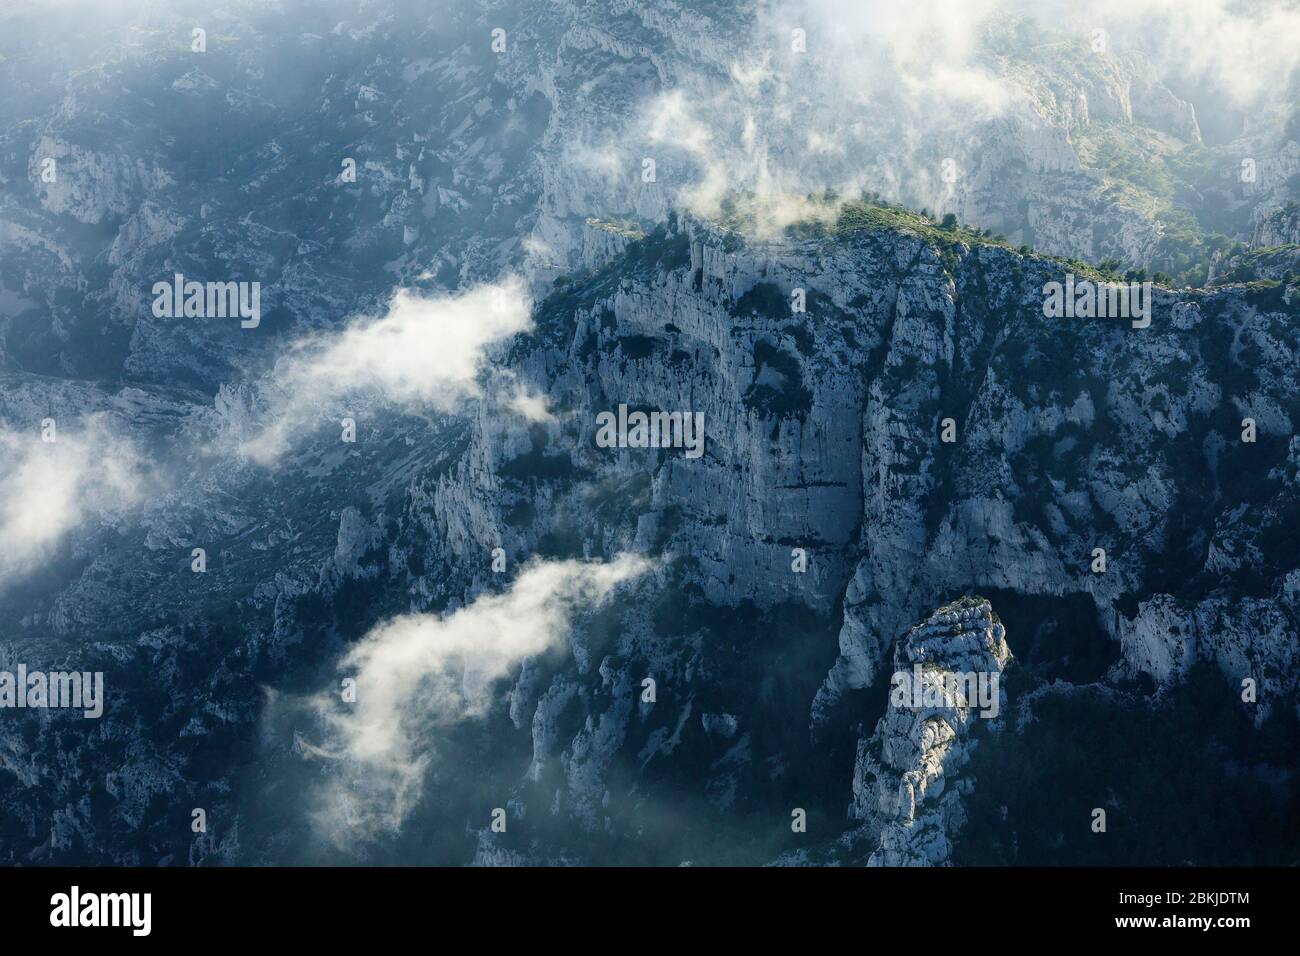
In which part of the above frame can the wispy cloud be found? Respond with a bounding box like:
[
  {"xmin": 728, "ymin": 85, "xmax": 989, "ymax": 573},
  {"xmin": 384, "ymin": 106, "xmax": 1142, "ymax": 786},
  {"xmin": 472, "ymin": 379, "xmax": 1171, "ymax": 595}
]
[
  {"xmin": 0, "ymin": 416, "xmax": 147, "ymax": 585},
  {"xmin": 240, "ymin": 276, "xmax": 534, "ymax": 463},
  {"xmin": 298, "ymin": 554, "xmax": 651, "ymax": 844}
]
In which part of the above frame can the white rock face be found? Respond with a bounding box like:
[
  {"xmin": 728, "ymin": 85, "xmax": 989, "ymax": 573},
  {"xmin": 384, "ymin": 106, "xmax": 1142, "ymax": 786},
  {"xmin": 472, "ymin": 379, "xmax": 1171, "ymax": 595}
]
[
  {"xmin": 850, "ymin": 597, "xmax": 1011, "ymax": 867},
  {"xmin": 331, "ymin": 507, "xmax": 383, "ymax": 580},
  {"xmin": 29, "ymin": 135, "xmax": 173, "ymax": 225},
  {"xmin": 1113, "ymin": 594, "xmax": 1197, "ymax": 685},
  {"xmin": 1254, "ymin": 203, "xmax": 1300, "ymax": 248},
  {"xmin": 1111, "ymin": 590, "xmax": 1298, "ymax": 723}
]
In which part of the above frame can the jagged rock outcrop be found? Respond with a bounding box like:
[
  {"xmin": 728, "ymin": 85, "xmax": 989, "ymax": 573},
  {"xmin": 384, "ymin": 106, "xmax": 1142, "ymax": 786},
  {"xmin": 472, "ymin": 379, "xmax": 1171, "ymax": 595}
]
[
  {"xmin": 849, "ymin": 597, "xmax": 1011, "ymax": 866},
  {"xmin": 1254, "ymin": 203, "xmax": 1300, "ymax": 248}
]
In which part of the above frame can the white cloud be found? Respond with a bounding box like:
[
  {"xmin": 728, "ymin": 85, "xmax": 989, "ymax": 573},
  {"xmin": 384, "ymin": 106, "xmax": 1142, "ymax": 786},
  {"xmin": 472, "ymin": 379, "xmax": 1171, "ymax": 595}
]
[
  {"xmin": 241, "ymin": 276, "xmax": 533, "ymax": 463},
  {"xmin": 797, "ymin": 0, "xmax": 1008, "ymax": 104},
  {"xmin": 300, "ymin": 554, "xmax": 651, "ymax": 844},
  {"xmin": 506, "ymin": 388, "xmax": 553, "ymax": 423},
  {"xmin": 0, "ymin": 416, "xmax": 146, "ymax": 584}
]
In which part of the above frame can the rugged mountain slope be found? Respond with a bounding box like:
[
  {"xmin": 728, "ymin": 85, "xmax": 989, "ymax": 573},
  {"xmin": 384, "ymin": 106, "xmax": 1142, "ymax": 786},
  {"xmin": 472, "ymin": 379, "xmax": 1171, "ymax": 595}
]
[
  {"xmin": 1, "ymin": 1, "xmax": 1298, "ymax": 867},
  {"xmin": 463, "ymin": 210, "xmax": 1300, "ymax": 709},
  {"xmin": 411, "ymin": 210, "xmax": 1298, "ymax": 863},
  {"xmin": 308, "ymin": 210, "xmax": 1297, "ymax": 863},
  {"xmin": 2, "ymin": 200, "xmax": 1297, "ymax": 865}
]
